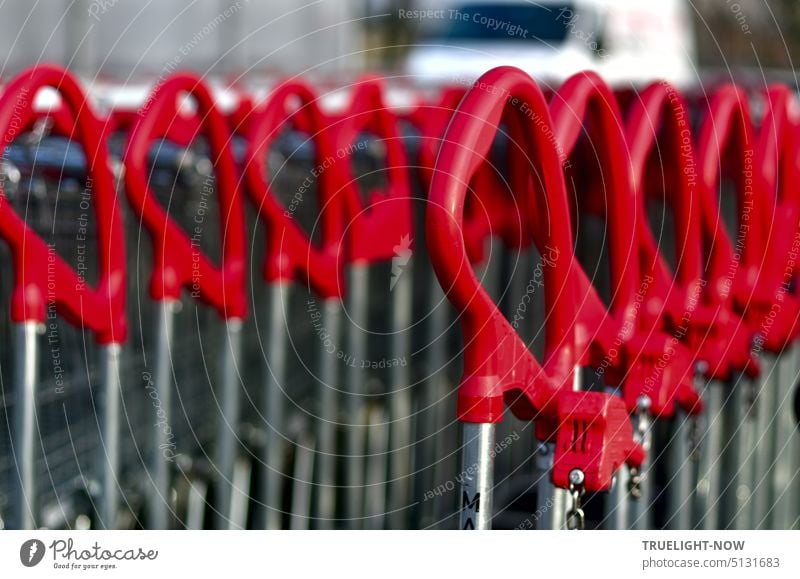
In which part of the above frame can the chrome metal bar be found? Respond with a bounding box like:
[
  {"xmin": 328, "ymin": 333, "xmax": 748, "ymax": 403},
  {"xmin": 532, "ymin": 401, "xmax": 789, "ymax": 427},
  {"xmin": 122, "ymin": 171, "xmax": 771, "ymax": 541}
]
[
  {"xmin": 99, "ymin": 342, "xmax": 123, "ymax": 529},
  {"xmin": 148, "ymin": 300, "xmax": 177, "ymax": 530},
  {"xmin": 262, "ymin": 282, "xmax": 290, "ymax": 529},
  {"xmin": 214, "ymin": 318, "xmax": 244, "ymax": 529},
  {"xmin": 460, "ymin": 422, "xmax": 495, "ymax": 530},
  {"xmin": 13, "ymin": 321, "xmax": 40, "ymax": 530},
  {"xmin": 387, "ymin": 259, "xmax": 413, "ymax": 529},
  {"xmin": 316, "ymin": 297, "xmax": 342, "ymax": 529},
  {"xmin": 343, "ymin": 265, "xmax": 369, "ymax": 529}
]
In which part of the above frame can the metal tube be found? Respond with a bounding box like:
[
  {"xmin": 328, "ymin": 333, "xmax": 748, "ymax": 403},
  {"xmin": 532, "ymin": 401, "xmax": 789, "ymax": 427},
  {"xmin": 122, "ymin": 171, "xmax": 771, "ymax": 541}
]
[
  {"xmin": 460, "ymin": 422, "xmax": 495, "ymax": 530},
  {"xmin": 547, "ymin": 367, "xmax": 583, "ymax": 530},
  {"xmin": 289, "ymin": 432, "xmax": 315, "ymax": 530},
  {"xmin": 719, "ymin": 373, "xmax": 754, "ymax": 529},
  {"xmin": 149, "ymin": 300, "xmax": 176, "ymax": 530},
  {"xmin": 214, "ymin": 318, "xmax": 244, "ymax": 529},
  {"xmin": 666, "ymin": 410, "xmax": 694, "ymax": 529},
  {"xmin": 262, "ymin": 282, "xmax": 290, "ymax": 529},
  {"xmin": 772, "ymin": 341, "xmax": 800, "ymax": 529},
  {"xmin": 99, "ymin": 343, "xmax": 123, "ymax": 529},
  {"xmin": 316, "ymin": 297, "xmax": 342, "ymax": 529},
  {"xmin": 387, "ymin": 259, "xmax": 413, "ymax": 529},
  {"xmin": 229, "ymin": 457, "xmax": 251, "ymax": 529},
  {"xmin": 534, "ymin": 442, "xmax": 568, "ymax": 530},
  {"xmin": 420, "ymin": 271, "xmax": 449, "ymax": 528},
  {"xmin": 751, "ymin": 353, "xmax": 778, "ymax": 528},
  {"xmin": 344, "ymin": 265, "xmax": 369, "ymax": 528},
  {"xmin": 13, "ymin": 321, "xmax": 40, "ymax": 530},
  {"xmin": 364, "ymin": 406, "xmax": 389, "ymax": 530},
  {"xmin": 186, "ymin": 479, "xmax": 208, "ymax": 530},
  {"xmin": 666, "ymin": 367, "xmax": 707, "ymax": 530},
  {"xmin": 607, "ymin": 467, "xmax": 631, "ymax": 530},
  {"xmin": 694, "ymin": 379, "xmax": 726, "ymax": 530}
]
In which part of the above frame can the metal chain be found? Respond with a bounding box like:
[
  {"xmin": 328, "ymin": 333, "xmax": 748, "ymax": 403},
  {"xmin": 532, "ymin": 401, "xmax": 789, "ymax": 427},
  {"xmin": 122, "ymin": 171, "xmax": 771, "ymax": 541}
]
[
  {"xmin": 625, "ymin": 397, "xmax": 653, "ymax": 501},
  {"xmin": 566, "ymin": 469, "xmax": 586, "ymax": 530}
]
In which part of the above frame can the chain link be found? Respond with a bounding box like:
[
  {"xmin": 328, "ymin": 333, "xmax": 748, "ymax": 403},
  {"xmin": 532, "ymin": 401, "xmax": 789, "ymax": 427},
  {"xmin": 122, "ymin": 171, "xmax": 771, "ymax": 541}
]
[{"xmin": 566, "ymin": 469, "xmax": 586, "ymax": 530}]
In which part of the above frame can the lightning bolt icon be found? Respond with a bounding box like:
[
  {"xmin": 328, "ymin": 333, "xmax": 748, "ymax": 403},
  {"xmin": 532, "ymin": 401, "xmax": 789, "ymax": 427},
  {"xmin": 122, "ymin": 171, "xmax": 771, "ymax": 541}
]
[{"xmin": 28, "ymin": 542, "xmax": 38, "ymax": 563}]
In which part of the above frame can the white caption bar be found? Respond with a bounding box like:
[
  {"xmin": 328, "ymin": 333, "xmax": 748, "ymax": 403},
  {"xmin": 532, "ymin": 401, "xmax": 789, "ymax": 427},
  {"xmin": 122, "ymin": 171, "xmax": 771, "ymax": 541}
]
[{"xmin": 1, "ymin": 531, "xmax": 798, "ymax": 577}]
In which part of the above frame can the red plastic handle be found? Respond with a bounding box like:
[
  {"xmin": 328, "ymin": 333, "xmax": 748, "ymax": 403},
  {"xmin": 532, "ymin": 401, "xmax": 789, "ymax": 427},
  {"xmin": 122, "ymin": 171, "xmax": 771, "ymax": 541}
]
[
  {"xmin": 548, "ymin": 72, "xmax": 638, "ymax": 369},
  {"xmin": 408, "ymin": 86, "xmax": 528, "ymax": 264},
  {"xmin": 334, "ymin": 78, "xmax": 413, "ymax": 264},
  {"xmin": 407, "ymin": 86, "xmax": 466, "ymax": 187},
  {"xmin": 428, "ymin": 68, "xmax": 645, "ymax": 489},
  {"xmin": 123, "ymin": 73, "xmax": 247, "ymax": 319},
  {"xmin": 684, "ymin": 86, "xmax": 766, "ymax": 375},
  {"xmin": 227, "ymin": 93, "xmax": 256, "ymax": 137},
  {"xmin": 697, "ymin": 86, "xmax": 763, "ymax": 311},
  {"xmin": 243, "ymin": 79, "xmax": 345, "ymax": 298},
  {"xmin": 427, "ymin": 66, "xmax": 578, "ymax": 423},
  {"xmin": 624, "ymin": 82, "xmax": 753, "ymax": 380},
  {"xmin": 625, "ymin": 82, "xmax": 704, "ymax": 327},
  {"xmin": 0, "ymin": 65, "xmax": 127, "ymax": 344},
  {"xmin": 548, "ymin": 72, "xmax": 701, "ymax": 417},
  {"xmin": 621, "ymin": 82, "xmax": 709, "ymax": 411},
  {"xmin": 749, "ymin": 86, "xmax": 800, "ymax": 351}
]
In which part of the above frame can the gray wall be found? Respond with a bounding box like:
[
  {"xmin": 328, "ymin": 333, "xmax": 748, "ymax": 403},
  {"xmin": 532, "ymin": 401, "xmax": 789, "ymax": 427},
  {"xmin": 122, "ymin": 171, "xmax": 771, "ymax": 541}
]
[{"xmin": 0, "ymin": 0, "xmax": 366, "ymax": 79}]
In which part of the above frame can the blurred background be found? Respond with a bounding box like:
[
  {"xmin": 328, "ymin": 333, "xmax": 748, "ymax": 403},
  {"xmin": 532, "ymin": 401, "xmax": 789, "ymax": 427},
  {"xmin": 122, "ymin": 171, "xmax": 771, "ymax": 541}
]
[
  {"xmin": 1, "ymin": 0, "xmax": 798, "ymax": 533},
  {"xmin": 0, "ymin": 0, "xmax": 798, "ymax": 86}
]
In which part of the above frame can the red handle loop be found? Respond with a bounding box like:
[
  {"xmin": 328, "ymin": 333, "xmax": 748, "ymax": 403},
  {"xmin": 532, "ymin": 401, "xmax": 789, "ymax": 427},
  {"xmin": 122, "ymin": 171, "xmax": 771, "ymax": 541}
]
[
  {"xmin": 227, "ymin": 93, "xmax": 256, "ymax": 137},
  {"xmin": 549, "ymin": 72, "xmax": 700, "ymax": 417},
  {"xmin": 621, "ymin": 82, "xmax": 707, "ymax": 413},
  {"xmin": 27, "ymin": 99, "xmax": 76, "ymax": 137},
  {"xmin": 0, "ymin": 65, "xmax": 127, "ymax": 344},
  {"xmin": 335, "ymin": 78, "xmax": 413, "ymax": 264},
  {"xmin": 689, "ymin": 85, "xmax": 763, "ymax": 375},
  {"xmin": 427, "ymin": 66, "xmax": 578, "ymax": 423},
  {"xmin": 408, "ymin": 86, "xmax": 527, "ymax": 264},
  {"xmin": 625, "ymin": 81, "xmax": 704, "ymax": 326},
  {"xmin": 697, "ymin": 86, "xmax": 762, "ymax": 309},
  {"xmin": 408, "ymin": 86, "xmax": 466, "ymax": 187},
  {"xmin": 124, "ymin": 73, "xmax": 247, "ymax": 319},
  {"xmin": 750, "ymin": 86, "xmax": 800, "ymax": 351},
  {"xmin": 428, "ymin": 67, "xmax": 644, "ymax": 490},
  {"xmin": 243, "ymin": 79, "xmax": 345, "ymax": 298},
  {"xmin": 549, "ymin": 72, "xmax": 640, "ymax": 362}
]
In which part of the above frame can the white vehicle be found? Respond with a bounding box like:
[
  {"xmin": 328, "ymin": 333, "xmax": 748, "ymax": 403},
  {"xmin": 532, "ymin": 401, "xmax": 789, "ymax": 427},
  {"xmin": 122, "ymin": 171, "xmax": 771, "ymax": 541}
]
[{"xmin": 405, "ymin": 0, "xmax": 697, "ymax": 88}]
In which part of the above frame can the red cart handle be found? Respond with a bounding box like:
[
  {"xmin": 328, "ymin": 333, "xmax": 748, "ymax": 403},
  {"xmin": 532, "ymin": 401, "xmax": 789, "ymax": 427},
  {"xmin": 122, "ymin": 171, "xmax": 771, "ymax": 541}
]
[
  {"xmin": 0, "ymin": 64, "xmax": 127, "ymax": 344},
  {"xmin": 625, "ymin": 82, "xmax": 752, "ymax": 381},
  {"xmin": 334, "ymin": 77, "xmax": 413, "ymax": 264},
  {"xmin": 685, "ymin": 85, "xmax": 767, "ymax": 376},
  {"xmin": 227, "ymin": 93, "xmax": 256, "ymax": 138},
  {"xmin": 549, "ymin": 71, "xmax": 639, "ymax": 363},
  {"xmin": 625, "ymin": 81, "xmax": 704, "ymax": 327},
  {"xmin": 407, "ymin": 86, "xmax": 465, "ymax": 187},
  {"xmin": 243, "ymin": 79, "xmax": 345, "ymax": 299},
  {"xmin": 427, "ymin": 67, "xmax": 577, "ymax": 423},
  {"xmin": 697, "ymin": 86, "xmax": 763, "ymax": 311},
  {"xmin": 408, "ymin": 86, "xmax": 528, "ymax": 264},
  {"xmin": 428, "ymin": 67, "xmax": 644, "ymax": 489},
  {"xmin": 621, "ymin": 82, "xmax": 710, "ymax": 411},
  {"xmin": 749, "ymin": 86, "xmax": 800, "ymax": 351},
  {"xmin": 124, "ymin": 73, "xmax": 247, "ymax": 319},
  {"xmin": 549, "ymin": 72, "xmax": 701, "ymax": 417}
]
